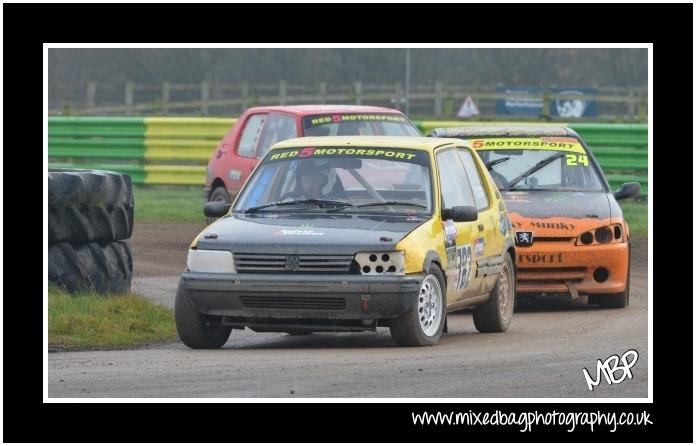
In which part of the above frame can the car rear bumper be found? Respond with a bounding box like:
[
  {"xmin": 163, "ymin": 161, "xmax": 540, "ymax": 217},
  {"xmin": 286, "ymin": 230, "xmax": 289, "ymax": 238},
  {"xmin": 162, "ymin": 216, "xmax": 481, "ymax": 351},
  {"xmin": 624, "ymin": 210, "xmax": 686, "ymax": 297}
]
[
  {"xmin": 515, "ymin": 241, "xmax": 629, "ymax": 296},
  {"xmin": 179, "ymin": 272, "xmax": 424, "ymax": 330}
]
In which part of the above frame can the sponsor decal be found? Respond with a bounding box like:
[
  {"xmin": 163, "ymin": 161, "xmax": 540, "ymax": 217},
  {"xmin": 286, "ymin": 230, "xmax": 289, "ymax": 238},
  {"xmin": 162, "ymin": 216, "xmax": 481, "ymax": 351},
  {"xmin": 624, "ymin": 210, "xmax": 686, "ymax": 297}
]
[
  {"xmin": 228, "ymin": 169, "xmax": 242, "ymax": 181},
  {"xmin": 514, "ymin": 221, "xmax": 577, "ymax": 231},
  {"xmin": 273, "ymin": 224, "xmax": 324, "ymax": 236},
  {"xmin": 442, "ymin": 220, "xmax": 457, "ymax": 249},
  {"xmin": 530, "ymin": 221, "xmax": 576, "ymax": 231},
  {"xmin": 308, "ymin": 114, "xmax": 406, "ymax": 126},
  {"xmin": 544, "ymin": 193, "xmax": 567, "ymax": 202},
  {"xmin": 515, "ymin": 231, "xmax": 534, "ymax": 246},
  {"xmin": 474, "ymin": 238, "xmax": 485, "ymax": 257},
  {"xmin": 270, "ymin": 147, "xmax": 418, "ymax": 161},
  {"xmin": 498, "ymin": 210, "xmax": 509, "ymax": 235},
  {"xmin": 471, "ymin": 138, "xmax": 586, "ymax": 154},
  {"xmin": 518, "ymin": 252, "xmax": 564, "ymax": 264}
]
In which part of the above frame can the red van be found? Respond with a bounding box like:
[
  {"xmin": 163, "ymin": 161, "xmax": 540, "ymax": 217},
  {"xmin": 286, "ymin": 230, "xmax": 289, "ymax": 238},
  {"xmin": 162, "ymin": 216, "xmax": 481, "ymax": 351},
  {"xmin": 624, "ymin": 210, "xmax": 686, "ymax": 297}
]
[{"xmin": 204, "ymin": 105, "xmax": 421, "ymax": 208}]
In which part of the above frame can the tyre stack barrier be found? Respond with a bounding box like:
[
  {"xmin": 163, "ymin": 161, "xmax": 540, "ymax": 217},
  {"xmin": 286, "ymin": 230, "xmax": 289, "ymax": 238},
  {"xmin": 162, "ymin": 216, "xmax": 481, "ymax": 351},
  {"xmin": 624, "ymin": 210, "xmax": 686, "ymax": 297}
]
[{"xmin": 48, "ymin": 169, "xmax": 134, "ymax": 294}]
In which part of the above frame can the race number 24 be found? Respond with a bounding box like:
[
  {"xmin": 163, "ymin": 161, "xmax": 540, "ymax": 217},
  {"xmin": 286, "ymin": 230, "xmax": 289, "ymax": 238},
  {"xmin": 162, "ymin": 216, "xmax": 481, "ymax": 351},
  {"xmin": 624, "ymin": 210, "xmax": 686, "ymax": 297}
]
[{"xmin": 566, "ymin": 154, "xmax": 589, "ymax": 166}]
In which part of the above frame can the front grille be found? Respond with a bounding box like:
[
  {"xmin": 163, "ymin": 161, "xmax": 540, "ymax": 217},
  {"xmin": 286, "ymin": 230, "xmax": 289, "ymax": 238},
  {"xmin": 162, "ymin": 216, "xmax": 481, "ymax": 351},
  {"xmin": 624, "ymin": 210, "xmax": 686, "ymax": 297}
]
[
  {"xmin": 517, "ymin": 267, "xmax": 586, "ymax": 284},
  {"xmin": 234, "ymin": 254, "xmax": 353, "ymax": 274},
  {"xmin": 239, "ymin": 295, "xmax": 346, "ymax": 310}
]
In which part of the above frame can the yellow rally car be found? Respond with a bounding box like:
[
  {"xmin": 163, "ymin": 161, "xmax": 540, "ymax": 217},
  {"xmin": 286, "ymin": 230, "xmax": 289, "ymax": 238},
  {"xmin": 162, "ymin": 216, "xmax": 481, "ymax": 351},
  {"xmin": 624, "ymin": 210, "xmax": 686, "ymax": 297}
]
[
  {"xmin": 429, "ymin": 127, "xmax": 640, "ymax": 308},
  {"xmin": 177, "ymin": 136, "xmax": 516, "ymax": 348}
]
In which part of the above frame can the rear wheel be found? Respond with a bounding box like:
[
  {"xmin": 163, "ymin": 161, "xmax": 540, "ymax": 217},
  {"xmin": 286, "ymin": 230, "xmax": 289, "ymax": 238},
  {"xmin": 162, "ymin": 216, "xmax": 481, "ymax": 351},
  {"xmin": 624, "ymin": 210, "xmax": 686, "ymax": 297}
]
[
  {"xmin": 389, "ymin": 266, "xmax": 446, "ymax": 347},
  {"xmin": 206, "ymin": 186, "xmax": 231, "ymax": 224},
  {"xmin": 175, "ymin": 283, "xmax": 231, "ymax": 349},
  {"xmin": 473, "ymin": 252, "xmax": 515, "ymax": 333}
]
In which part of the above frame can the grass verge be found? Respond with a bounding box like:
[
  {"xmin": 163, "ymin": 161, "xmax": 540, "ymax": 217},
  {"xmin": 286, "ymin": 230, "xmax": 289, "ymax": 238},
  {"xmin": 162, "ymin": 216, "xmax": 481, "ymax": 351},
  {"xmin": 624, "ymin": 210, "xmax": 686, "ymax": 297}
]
[
  {"xmin": 48, "ymin": 284, "xmax": 177, "ymax": 350},
  {"xmin": 134, "ymin": 185, "xmax": 204, "ymax": 222},
  {"xmin": 619, "ymin": 198, "xmax": 648, "ymax": 237}
]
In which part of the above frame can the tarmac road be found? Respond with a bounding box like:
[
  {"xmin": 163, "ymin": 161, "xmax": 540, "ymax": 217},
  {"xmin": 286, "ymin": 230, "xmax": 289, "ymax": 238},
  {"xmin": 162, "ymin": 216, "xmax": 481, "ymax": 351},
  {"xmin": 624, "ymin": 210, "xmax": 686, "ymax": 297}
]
[{"xmin": 48, "ymin": 221, "xmax": 649, "ymax": 398}]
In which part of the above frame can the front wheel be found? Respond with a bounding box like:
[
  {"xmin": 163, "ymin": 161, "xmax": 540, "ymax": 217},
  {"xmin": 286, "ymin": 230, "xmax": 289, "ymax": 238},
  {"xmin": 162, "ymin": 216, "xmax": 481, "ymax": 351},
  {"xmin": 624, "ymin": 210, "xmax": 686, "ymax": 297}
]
[
  {"xmin": 175, "ymin": 283, "xmax": 231, "ymax": 349},
  {"xmin": 473, "ymin": 251, "xmax": 515, "ymax": 333},
  {"xmin": 389, "ymin": 267, "xmax": 446, "ymax": 347}
]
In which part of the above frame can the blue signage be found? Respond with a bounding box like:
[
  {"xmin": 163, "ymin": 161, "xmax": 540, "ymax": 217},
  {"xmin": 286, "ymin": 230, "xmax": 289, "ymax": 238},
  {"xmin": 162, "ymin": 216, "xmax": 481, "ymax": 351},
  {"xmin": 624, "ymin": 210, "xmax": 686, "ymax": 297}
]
[{"xmin": 496, "ymin": 87, "xmax": 597, "ymax": 117}]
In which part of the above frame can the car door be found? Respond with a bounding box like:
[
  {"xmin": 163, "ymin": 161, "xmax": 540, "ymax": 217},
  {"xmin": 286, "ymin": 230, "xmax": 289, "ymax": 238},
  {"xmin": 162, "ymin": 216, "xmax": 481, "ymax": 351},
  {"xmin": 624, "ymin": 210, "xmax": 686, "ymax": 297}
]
[
  {"xmin": 435, "ymin": 148, "xmax": 484, "ymax": 305},
  {"xmin": 457, "ymin": 146, "xmax": 503, "ymax": 293}
]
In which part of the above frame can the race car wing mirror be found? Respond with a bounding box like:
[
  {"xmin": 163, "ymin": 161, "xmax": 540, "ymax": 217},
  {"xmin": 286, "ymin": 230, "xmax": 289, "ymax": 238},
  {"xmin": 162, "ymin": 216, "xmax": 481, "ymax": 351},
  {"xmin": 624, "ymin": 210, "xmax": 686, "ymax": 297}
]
[
  {"xmin": 204, "ymin": 201, "xmax": 232, "ymax": 218},
  {"xmin": 613, "ymin": 182, "xmax": 641, "ymax": 200},
  {"xmin": 442, "ymin": 206, "xmax": 478, "ymax": 222}
]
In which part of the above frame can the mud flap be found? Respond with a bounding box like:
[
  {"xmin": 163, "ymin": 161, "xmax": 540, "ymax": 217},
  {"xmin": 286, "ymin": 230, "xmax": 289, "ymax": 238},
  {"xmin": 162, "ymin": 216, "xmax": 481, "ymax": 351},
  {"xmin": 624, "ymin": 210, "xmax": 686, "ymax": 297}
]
[
  {"xmin": 565, "ymin": 281, "xmax": 588, "ymax": 304},
  {"xmin": 565, "ymin": 281, "xmax": 580, "ymax": 301}
]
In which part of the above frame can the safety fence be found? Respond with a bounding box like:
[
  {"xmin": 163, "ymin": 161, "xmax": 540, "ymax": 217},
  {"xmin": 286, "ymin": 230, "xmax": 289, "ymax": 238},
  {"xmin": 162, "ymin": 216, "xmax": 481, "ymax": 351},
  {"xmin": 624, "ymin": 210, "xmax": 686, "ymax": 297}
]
[{"xmin": 48, "ymin": 117, "xmax": 647, "ymax": 194}]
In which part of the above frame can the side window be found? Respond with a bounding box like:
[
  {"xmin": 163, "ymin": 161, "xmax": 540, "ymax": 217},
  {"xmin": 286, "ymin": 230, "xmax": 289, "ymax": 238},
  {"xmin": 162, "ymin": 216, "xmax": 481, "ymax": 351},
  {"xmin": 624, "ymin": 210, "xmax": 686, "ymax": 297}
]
[
  {"xmin": 436, "ymin": 149, "xmax": 475, "ymax": 209},
  {"xmin": 255, "ymin": 114, "xmax": 298, "ymax": 158},
  {"xmin": 457, "ymin": 148, "xmax": 490, "ymax": 211},
  {"xmin": 237, "ymin": 114, "xmax": 266, "ymax": 158}
]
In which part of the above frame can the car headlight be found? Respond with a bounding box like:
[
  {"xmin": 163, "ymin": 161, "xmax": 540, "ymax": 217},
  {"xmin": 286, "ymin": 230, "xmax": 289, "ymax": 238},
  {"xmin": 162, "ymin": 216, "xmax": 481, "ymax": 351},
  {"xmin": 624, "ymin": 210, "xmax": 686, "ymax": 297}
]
[
  {"xmin": 354, "ymin": 251, "xmax": 405, "ymax": 275},
  {"xmin": 576, "ymin": 225, "xmax": 624, "ymax": 245},
  {"xmin": 187, "ymin": 249, "xmax": 236, "ymax": 273}
]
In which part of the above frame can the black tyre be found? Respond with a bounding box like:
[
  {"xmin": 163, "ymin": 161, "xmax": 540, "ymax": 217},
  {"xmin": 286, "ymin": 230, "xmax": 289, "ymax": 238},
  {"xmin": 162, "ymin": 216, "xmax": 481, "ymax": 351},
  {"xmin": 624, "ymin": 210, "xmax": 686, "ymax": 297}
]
[
  {"xmin": 206, "ymin": 186, "xmax": 231, "ymax": 225},
  {"xmin": 473, "ymin": 251, "xmax": 515, "ymax": 333},
  {"xmin": 389, "ymin": 266, "xmax": 446, "ymax": 347},
  {"xmin": 48, "ymin": 169, "xmax": 134, "ymax": 243},
  {"xmin": 175, "ymin": 282, "xmax": 231, "ymax": 349},
  {"xmin": 48, "ymin": 241, "xmax": 133, "ymax": 294}
]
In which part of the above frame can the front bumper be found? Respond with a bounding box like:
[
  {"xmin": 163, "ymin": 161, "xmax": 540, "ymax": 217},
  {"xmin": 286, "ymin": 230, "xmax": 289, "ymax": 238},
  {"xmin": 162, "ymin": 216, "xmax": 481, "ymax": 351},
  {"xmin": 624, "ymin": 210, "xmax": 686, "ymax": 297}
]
[
  {"xmin": 515, "ymin": 241, "xmax": 629, "ymax": 296},
  {"xmin": 180, "ymin": 272, "xmax": 424, "ymax": 328}
]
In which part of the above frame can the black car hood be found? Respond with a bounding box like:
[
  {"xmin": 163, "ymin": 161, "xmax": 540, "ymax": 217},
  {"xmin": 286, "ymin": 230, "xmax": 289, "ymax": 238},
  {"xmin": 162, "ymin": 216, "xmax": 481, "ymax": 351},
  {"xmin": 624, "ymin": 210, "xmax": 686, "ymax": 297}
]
[
  {"xmin": 502, "ymin": 191, "xmax": 611, "ymax": 219},
  {"xmin": 502, "ymin": 191, "xmax": 613, "ymax": 237},
  {"xmin": 195, "ymin": 213, "xmax": 426, "ymax": 254}
]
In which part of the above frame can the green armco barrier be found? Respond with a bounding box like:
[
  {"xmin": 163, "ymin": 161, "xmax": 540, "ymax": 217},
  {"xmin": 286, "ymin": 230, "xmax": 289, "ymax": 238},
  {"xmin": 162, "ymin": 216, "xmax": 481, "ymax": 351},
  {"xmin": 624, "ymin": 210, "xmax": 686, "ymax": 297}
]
[
  {"xmin": 48, "ymin": 117, "xmax": 234, "ymax": 185},
  {"xmin": 48, "ymin": 117, "xmax": 648, "ymax": 195},
  {"xmin": 48, "ymin": 117, "xmax": 147, "ymax": 138},
  {"xmin": 48, "ymin": 162, "xmax": 147, "ymax": 184},
  {"xmin": 48, "ymin": 138, "xmax": 146, "ymax": 159}
]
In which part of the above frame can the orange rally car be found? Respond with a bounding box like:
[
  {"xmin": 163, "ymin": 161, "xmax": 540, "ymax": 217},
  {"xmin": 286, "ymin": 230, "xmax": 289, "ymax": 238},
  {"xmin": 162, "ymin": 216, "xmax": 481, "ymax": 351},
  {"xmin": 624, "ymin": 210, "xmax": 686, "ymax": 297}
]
[{"xmin": 429, "ymin": 126, "xmax": 641, "ymax": 308}]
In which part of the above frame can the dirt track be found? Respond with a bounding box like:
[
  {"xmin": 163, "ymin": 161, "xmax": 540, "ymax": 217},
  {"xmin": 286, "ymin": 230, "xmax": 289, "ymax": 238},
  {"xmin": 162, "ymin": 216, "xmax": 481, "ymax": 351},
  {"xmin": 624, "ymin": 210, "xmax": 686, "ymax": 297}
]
[{"xmin": 48, "ymin": 221, "xmax": 649, "ymax": 398}]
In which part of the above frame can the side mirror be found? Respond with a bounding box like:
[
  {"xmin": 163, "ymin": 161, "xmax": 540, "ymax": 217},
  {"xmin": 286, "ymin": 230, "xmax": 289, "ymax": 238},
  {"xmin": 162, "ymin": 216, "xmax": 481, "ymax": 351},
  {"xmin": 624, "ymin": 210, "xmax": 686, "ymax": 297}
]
[
  {"xmin": 613, "ymin": 182, "xmax": 641, "ymax": 200},
  {"xmin": 442, "ymin": 206, "xmax": 478, "ymax": 222},
  {"xmin": 204, "ymin": 201, "xmax": 232, "ymax": 218}
]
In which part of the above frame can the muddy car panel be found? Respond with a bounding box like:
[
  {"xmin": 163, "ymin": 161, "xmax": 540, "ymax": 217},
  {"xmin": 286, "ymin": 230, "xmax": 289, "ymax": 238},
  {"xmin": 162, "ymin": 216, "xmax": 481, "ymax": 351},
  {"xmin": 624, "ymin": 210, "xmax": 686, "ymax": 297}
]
[
  {"xmin": 182, "ymin": 136, "xmax": 515, "ymax": 336},
  {"xmin": 428, "ymin": 126, "xmax": 637, "ymax": 300}
]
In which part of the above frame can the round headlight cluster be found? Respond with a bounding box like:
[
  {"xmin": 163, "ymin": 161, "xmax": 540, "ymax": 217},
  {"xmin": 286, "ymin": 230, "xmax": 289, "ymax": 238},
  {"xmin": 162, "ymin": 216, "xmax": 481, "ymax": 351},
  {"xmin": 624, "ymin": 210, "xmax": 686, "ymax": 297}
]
[
  {"xmin": 578, "ymin": 225, "xmax": 624, "ymax": 245},
  {"xmin": 580, "ymin": 232, "xmax": 594, "ymax": 244},
  {"xmin": 594, "ymin": 227, "xmax": 613, "ymax": 244}
]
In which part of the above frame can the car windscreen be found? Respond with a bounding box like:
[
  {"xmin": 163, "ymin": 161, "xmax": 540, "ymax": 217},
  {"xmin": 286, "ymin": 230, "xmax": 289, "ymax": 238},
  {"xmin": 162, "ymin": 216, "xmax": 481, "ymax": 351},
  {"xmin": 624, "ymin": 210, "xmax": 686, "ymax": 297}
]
[
  {"xmin": 302, "ymin": 114, "xmax": 421, "ymax": 137},
  {"xmin": 234, "ymin": 146, "xmax": 433, "ymax": 214},
  {"xmin": 472, "ymin": 137, "xmax": 605, "ymax": 192}
]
